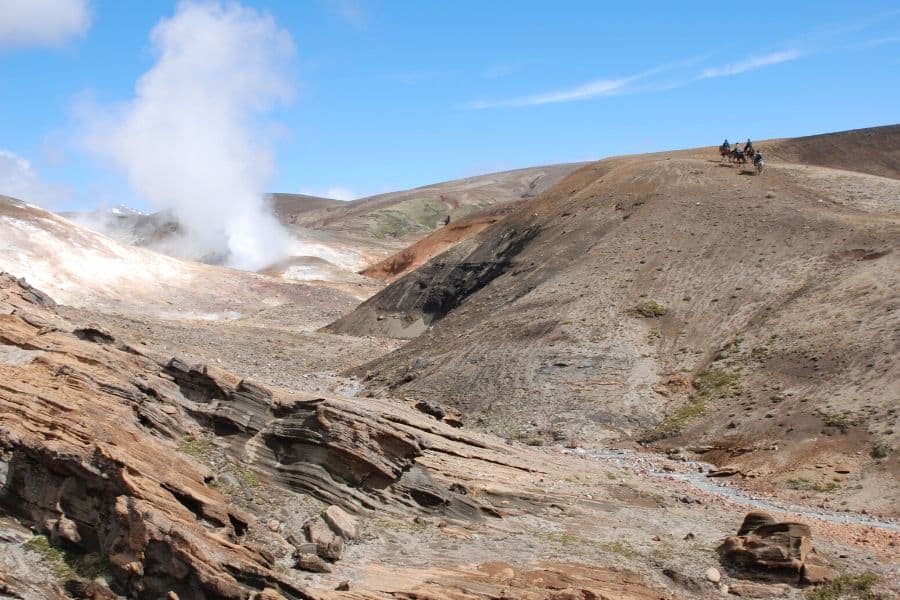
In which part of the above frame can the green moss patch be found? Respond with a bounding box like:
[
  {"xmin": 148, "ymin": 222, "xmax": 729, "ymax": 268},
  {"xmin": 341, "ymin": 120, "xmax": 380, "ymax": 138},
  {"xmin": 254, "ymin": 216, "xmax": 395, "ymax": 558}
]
[
  {"xmin": 23, "ymin": 535, "xmax": 109, "ymax": 581},
  {"xmin": 805, "ymin": 573, "xmax": 877, "ymax": 600},
  {"xmin": 368, "ymin": 198, "xmax": 447, "ymax": 238},
  {"xmin": 635, "ymin": 300, "xmax": 668, "ymax": 318},
  {"xmin": 640, "ymin": 366, "xmax": 741, "ymax": 443}
]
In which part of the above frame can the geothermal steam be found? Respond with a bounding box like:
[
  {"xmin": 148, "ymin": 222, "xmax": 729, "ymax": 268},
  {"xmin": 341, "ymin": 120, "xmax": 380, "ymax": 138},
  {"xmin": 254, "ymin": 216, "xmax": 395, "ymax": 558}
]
[{"xmin": 87, "ymin": 1, "xmax": 295, "ymax": 271}]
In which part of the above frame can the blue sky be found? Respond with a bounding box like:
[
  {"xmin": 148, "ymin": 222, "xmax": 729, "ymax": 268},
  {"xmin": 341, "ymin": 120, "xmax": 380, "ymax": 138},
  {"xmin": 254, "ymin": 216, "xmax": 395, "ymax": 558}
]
[{"xmin": 1, "ymin": 0, "xmax": 898, "ymax": 211}]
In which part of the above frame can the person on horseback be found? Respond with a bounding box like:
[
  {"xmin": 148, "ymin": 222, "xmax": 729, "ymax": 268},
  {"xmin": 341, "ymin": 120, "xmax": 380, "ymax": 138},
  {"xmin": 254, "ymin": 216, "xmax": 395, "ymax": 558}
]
[
  {"xmin": 744, "ymin": 138, "xmax": 752, "ymax": 152},
  {"xmin": 754, "ymin": 151, "xmax": 763, "ymax": 165},
  {"xmin": 723, "ymin": 139, "xmax": 730, "ymax": 150}
]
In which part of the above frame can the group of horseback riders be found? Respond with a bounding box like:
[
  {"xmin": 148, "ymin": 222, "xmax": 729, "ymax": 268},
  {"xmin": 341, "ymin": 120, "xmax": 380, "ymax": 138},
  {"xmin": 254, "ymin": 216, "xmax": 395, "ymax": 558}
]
[{"xmin": 720, "ymin": 138, "xmax": 765, "ymax": 173}]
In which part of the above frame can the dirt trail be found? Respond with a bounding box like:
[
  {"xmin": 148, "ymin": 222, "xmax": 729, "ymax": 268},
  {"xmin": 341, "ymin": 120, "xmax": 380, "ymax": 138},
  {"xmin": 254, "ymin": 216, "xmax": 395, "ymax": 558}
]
[{"xmin": 587, "ymin": 448, "xmax": 900, "ymax": 532}]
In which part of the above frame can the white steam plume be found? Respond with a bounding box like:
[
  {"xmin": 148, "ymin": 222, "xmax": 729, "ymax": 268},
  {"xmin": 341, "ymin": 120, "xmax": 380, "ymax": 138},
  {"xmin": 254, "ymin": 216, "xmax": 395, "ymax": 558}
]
[{"xmin": 85, "ymin": 1, "xmax": 295, "ymax": 271}]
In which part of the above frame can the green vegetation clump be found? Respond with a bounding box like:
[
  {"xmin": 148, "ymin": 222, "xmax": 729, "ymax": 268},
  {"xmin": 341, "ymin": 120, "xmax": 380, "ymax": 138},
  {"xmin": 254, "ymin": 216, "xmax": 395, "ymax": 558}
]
[
  {"xmin": 870, "ymin": 441, "xmax": 892, "ymax": 459},
  {"xmin": 693, "ymin": 367, "xmax": 741, "ymax": 396},
  {"xmin": 784, "ymin": 477, "xmax": 840, "ymax": 493},
  {"xmin": 639, "ymin": 366, "xmax": 741, "ymax": 443},
  {"xmin": 177, "ymin": 435, "xmax": 213, "ymax": 460},
  {"xmin": 368, "ymin": 198, "xmax": 447, "ymax": 238},
  {"xmin": 209, "ymin": 467, "xmax": 264, "ymax": 501},
  {"xmin": 23, "ymin": 536, "xmax": 74, "ymax": 579},
  {"xmin": 239, "ymin": 468, "xmax": 262, "ymax": 488},
  {"xmin": 713, "ymin": 336, "xmax": 744, "ymax": 360},
  {"xmin": 751, "ymin": 346, "xmax": 769, "ymax": 359},
  {"xmin": 805, "ymin": 572, "xmax": 878, "ymax": 600},
  {"xmin": 531, "ymin": 530, "xmax": 637, "ymax": 558},
  {"xmin": 635, "ymin": 300, "xmax": 668, "ymax": 318},
  {"xmin": 597, "ymin": 540, "xmax": 639, "ymax": 558},
  {"xmin": 819, "ymin": 411, "xmax": 858, "ymax": 433},
  {"xmin": 639, "ymin": 398, "xmax": 707, "ymax": 443},
  {"xmin": 23, "ymin": 535, "xmax": 109, "ymax": 581},
  {"xmin": 449, "ymin": 204, "xmax": 478, "ymax": 221}
]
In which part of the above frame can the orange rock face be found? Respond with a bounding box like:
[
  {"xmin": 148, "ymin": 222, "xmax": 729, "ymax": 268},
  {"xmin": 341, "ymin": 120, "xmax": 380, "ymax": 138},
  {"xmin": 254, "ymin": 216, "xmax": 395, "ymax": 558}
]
[{"xmin": 0, "ymin": 273, "xmax": 306, "ymax": 598}]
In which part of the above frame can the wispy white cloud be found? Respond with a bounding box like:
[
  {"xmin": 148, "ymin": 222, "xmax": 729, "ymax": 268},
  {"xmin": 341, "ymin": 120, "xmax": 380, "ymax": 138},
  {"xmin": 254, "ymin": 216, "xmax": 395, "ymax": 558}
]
[
  {"xmin": 465, "ymin": 13, "xmax": 899, "ymax": 111},
  {"xmin": 698, "ymin": 50, "xmax": 803, "ymax": 79},
  {"xmin": 0, "ymin": 149, "xmax": 71, "ymax": 206},
  {"xmin": 467, "ymin": 71, "xmax": 648, "ymax": 109},
  {"xmin": 0, "ymin": 0, "xmax": 91, "ymax": 47},
  {"xmin": 300, "ymin": 186, "xmax": 359, "ymax": 201},
  {"xmin": 852, "ymin": 35, "xmax": 900, "ymax": 49},
  {"xmin": 465, "ymin": 56, "xmax": 708, "ymax": 109}
]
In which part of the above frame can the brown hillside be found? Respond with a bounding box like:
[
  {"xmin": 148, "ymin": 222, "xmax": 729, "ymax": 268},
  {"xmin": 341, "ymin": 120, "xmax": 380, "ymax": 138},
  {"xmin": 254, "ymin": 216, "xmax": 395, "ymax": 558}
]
[
  {"xmin": 269, "ymin": 193, "xmax": 346, "ymax": 223},
  {"xmin": 292, "ymin": 163, "xmax": 584, "ymax": 243},
  {"xmin": 360, "ymin": 200, "xmax": 527, "ymax": 281},
  {"xmin": 765, "ymin": 124, "xmax": 900, "ymax": 179},
  {"xmin": 329, "ymin": 125, "xmax": 900, "ymax": 515}
]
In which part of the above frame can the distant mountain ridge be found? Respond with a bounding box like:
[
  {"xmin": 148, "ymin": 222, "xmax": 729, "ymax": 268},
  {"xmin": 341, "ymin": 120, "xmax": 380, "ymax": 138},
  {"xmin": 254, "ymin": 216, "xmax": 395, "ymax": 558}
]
[{"xmin": 53, "ymin": 163, "xmax": 585, "ymax": 282}]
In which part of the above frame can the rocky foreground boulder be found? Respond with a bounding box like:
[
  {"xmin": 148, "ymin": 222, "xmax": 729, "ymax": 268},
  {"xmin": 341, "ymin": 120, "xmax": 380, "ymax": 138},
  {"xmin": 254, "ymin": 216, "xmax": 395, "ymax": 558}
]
[{"xmin": 718, "ymin": 511, "xmax": 836, "ymax": 586}]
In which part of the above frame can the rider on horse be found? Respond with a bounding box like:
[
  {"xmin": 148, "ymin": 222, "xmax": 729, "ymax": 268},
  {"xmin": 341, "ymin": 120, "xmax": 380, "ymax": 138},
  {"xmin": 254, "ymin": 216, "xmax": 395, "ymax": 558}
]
[
  {"xmin": 754, "ymin": 151, "xmax": 763, "ymax": 165},
  {"xmin": 723, "ymin": 139, "xmax": 730, "ymax": 150}
]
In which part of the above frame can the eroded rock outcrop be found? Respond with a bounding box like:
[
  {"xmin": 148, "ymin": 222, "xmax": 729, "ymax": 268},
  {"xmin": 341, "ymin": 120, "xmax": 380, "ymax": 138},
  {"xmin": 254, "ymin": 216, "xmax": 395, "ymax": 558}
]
[
  {"xmin": 718, "ymin": 511, "xmax": 836, "ymax": 586},
  {"xmin": 293, "ymin": 506, "xmax": 359, "ymax": 572},
  {"xmin": 0, "ymin": 273, "xmax": 545, "ymax": 598},
  {"xmin": 0, "ymin": 274, "xmax": 307, "ymax": 599},
  {"xmin": 159, "ymin": 359, "xmax": 494, "ymax": 516}
]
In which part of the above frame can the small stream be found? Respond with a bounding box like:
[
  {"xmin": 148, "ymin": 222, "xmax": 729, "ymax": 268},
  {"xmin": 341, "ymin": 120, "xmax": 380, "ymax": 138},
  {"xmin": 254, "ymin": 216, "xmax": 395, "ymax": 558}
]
[{"xmin": 582, "ymin": 448, "xmax": 900, "ymax": 533}]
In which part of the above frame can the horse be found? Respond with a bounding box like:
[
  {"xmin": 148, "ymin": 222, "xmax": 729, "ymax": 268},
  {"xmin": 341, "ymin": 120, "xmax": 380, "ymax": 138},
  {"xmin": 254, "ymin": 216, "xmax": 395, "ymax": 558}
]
[
  {"xmin": 754, "ymin": 157, "xmax": 765, "ymax": 174},
  {"xmin": 732, "ymin": 149, "xmax": 747, "ymax": 165},
  {"xmin": 719, "ymin": 145, "xmax": 731, "ymax": 160}
]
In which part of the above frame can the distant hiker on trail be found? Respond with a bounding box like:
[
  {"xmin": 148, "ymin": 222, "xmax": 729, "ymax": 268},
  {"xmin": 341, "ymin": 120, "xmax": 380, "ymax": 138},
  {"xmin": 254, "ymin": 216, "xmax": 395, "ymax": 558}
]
[{"xmin": 719, "ymin": 140, "xmax": 731, "ymax": 160}]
